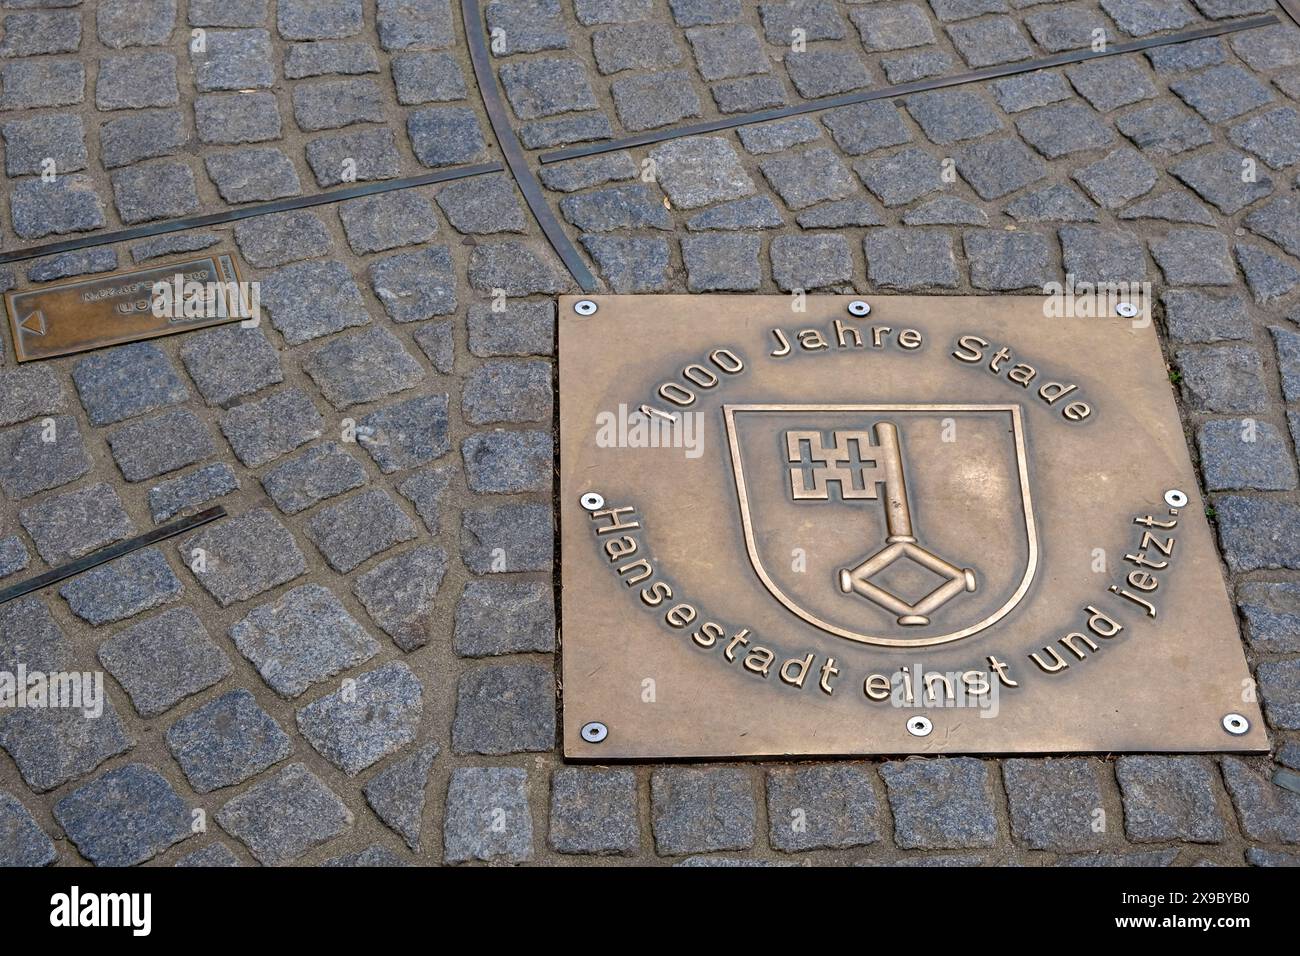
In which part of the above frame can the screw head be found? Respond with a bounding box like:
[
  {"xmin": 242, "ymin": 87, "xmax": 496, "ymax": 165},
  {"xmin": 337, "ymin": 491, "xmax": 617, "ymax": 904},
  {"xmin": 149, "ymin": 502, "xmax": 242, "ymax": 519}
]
[
  {"xmin": 848, "ymin": 300, "xmax": 871, "ymax": 317},
  {"xmin": 574, "ymin": 299, "xmax": 598, "ymax": 316},
  {"xmin": 580, "ymin": 492, "xmax": 605, "ymax": 511},
  {"xmin": 581, "ymin": 721, "xmax": 608, "ymax": 743},
  {"xmin": 1164, "ymin": 489, "xmax": 1188, "ymax": 509},
  {"xmin": 1222, "ymin": 713, "xmax": 1249, "ymax": 736},
  {"xmin": 1115, "ymin": 301, "xmax": 1139, "ymax": 319},
  {"xmin": 906, "ymin": 715, "xmax": 933, "ymax": 737}
]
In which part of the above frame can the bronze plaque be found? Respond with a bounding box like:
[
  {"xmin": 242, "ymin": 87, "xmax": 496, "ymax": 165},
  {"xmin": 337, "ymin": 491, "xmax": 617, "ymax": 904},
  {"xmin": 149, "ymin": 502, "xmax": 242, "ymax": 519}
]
[
  {"xmin": 6, "ymin": 254, "xmax": 246, "ymax": 362},
  {"xmin": 558, "ymin": 295, "xmax": 1268, "ymax": 759}
]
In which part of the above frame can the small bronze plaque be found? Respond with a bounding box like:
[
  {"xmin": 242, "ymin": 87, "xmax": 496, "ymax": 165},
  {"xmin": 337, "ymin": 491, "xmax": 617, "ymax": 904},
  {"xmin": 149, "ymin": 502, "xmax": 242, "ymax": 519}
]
[
  {"xmin": 6, "ymin": 254, "xmax": 246, "ymax": 362},
  {"xmin": 559, "ymin": 296, "xmax": 1268, "ymax": 758}
]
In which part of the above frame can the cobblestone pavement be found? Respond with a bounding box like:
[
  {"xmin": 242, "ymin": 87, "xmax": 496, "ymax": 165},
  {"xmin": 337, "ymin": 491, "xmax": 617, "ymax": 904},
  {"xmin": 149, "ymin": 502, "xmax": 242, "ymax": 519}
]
[{"xmin": 2, "ymin": 0, "xmax": 1300, "ymax": 867}]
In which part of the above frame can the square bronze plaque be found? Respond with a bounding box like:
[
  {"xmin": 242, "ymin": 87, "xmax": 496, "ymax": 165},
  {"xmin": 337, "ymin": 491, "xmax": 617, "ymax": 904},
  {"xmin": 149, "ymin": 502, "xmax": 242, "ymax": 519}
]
[{"xmin": 558, "ymin": 295, "xmax": 1268, "ymax": 759}]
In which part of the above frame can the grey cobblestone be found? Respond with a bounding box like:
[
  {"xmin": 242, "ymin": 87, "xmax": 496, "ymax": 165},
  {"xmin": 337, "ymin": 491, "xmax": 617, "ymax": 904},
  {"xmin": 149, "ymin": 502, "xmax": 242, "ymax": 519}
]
[
  {"xmin": 581, "ymin": 236, "xmax": 671, "ymax": 291},
  {"xmin": 964, "ymin": 230, "xmax": 1052, "ymax": 291},
  {"xmin": 444, "ymin": 767, "xmax": 533, "ymax": 863},
  {"xmin": 304, "ymin": 489, "xmax": 419, "ymax": 573},
  {"xmin": 1150, "ymin": 228, "xmax": 1235, "ymax": 286},
  {"xmin": 10, "ymin": 175, "xmax": 104, "ymax": 241},
  {"xmin": 1213, "ymin": 495, "xmax": 1300, "ymax": 572},
  {"xmin": 173, "ymin": 843, "xmax": 242, "ymax": 867},
  {"xmin": 1221, "ymin": 758, "xmax": 1300, "ymax": 843},
  {"xmin": 234, "ymin": 211, "xmax": 332, "ymax": 268},
  {"xmin": 0, "ymin": 59, "xmax": 84, "ymax": 112},
  {"xmin": 219, "ymin": 388, "xmax": 324, "ymax": 468},
  {"xmin": 1170, "ymin": 149, "xmax": 1273, "ymax": 214},
  {"xmin": 204, "ymin": 149, "xmax": 302, "ymax": 203},
  {"xmin": 1258, "ymin": 660, "xmax": 1300, "ymax": 730},
  {"xmin": 454, "ymin": 580, "xmax": 554, "ymax": 657},
  {"xmin": 0, "ymin": 791, "xmax": 55, "ymax": 867},
  {"xmin": 486, "ymin": 0, "xmax": 568, "ymax": 55},
  {"xmin": 463, "ymin": 359, "xmax": 551, "ymax": 424},
  {"xmin": 611, "ymin": 70, "xmax": 701, "ymax": 130},
  {"xmin": 20, "ymin": 482, "xmax": 134, "ymax": 565},
  {"xmin": 59, "ymin": 548, "xmax": 182, "ymax": 627},
  {"xmin": 216, "ymin": 763, "xmax": 354, "ymax": 865},
  {"xmin": 1002, "ymin": 758, "xmax": 1106, "ymax": 852},
  {"xmin": 286, "ymin": 40, "xmax": 380, "ymax": 79},
  {"xmin": 1116, "ymin": 102, "xmax": 1213, "ymax": 155},
  {"xmin": 650, "ymin": 136, "xmax": 754, "ymax": 209},
  {"xmin": 652, "ymin": 767, "xmax": 755, "ymax": 855},
  {"xmin": 107, "ymin": 409, "xmax": 215, "ymax": 483},
  {"xmin": 453, "ymin": 662, "xmax": 555, "ymax": 755},
  {"xmin": 461, "ymin": 503, "xmax": 553, "ymax": 573},
  {"xmin": 364, "ymin": 743, "xmax": 438, "ymax": 851},
  {"xmin": 1, "ymin": 114, "xmax": 85, "ymax": 177},
  {"xmin": 436, "ymin": 175, "xmax": 527, "ymax": 234},
  {"xmin": 101, "ymin": 110, "xmax": 184, "ymax": 169},
  {"xmin": 54, "ymin": 764, "xmax": 192, "ymax": 868},
  {"xmin": 550, "ymin": 768, "xmax": 639, "ymax": 855},
  {"xmin": 947, "ymin": 16, "xmax": 1032, "ymax": 67},
  {"xmin": 352, "ymin": 545, "xmax": 448, "ymax": 650},
  {"xmin": 1196, "ymin": 419, "xmax": 1297, "ymax": 490},
  {"xmin": 880, "ymin": 758, "xmax": 998, "ymax": 849},
  {"xmin": 760, "ymin": 147, "xmax": 855, "ymax": 210},
  {"xmin": 1176, "ymin": 346, "xmax": 1267, "ymax": 413},
  {"xmin": 863, "ymin": 228, "xmax": 959, "ymax": 289},
  {"xmin": 303, "ymin": 327, "xmax": 425, "ymax": 409},
  {"xmin": 96, "ymin": 52, "xmax": 179, "ymax": 111},
  {"xmin": 0, "ymin": 365, "xmax": 65, "ymax": 428},
  {"xmin": 398, "ymin": 465, "xmax": 453, "ymax": 532},
  {"xmin": 770, "ymin": 234, "xmax": 852, "ymax": 291},
  {"xmin": 177, "ymin": 507, "xmax": 306, "ymax": 606},
  {"xmin": 765, "ymin": 764, "xmax": 880, "ymax": 852},
  {"xmin": 369, "ymin": 247, "xmax": 458, "ymax": 322},
  {"xmin": 231, "ymin": 583, "xmax": 379, "ymax": 698},
  {"xmin": 166, "ymin": 689, "xmax": 292, "ymax": 793},
  {"xmin": 297, "ymin": 661, "xmax": 423, "ymax": 775},
  {"xmin": 1016, "ymin": 103, "xmax": 1114, "ymax": 159},
  {"xmin": 797, "ymin": 198, "xmax": 884, "ymax": 228},
  {"xmin": 261, "ymin": 443, "xmax": 369, "ymax": 514},
  {"xmin": 786, "ymin": 48, "xmax": 871, "ymax": 98},
  {"xmin": 1059, "ymin": 225, "xmax": 1147, "ymax": 283},
  {"xmin": 0, "ymin": 416, "xmax": 91, "ymax": 501},
  {"xmin": 463, "ymin": 430, "xmax": 552, "ymax": 493},
  {"xmin": 307, "ymin": 128, "xmax": 402, "ymax": 184},
  {"xmin": 560, "ymin": 184, "xmax": 671, "ymax": 231},
  {"xmin": 1116, "ymin": 756, "xmax": 1226, "ymax": 843},
  {"xmin": 180, "ymin": 326, "xmax": 283, "ymax": 408},
  {"xmin": 338, "ymin": 192, "xmax": 439, "ymax": 254},
  {"xmin": 467, "ymin": 241, "xmax": 569, "ymax": 295},
  {"xmin": 953, "ymin": 137, "xmax": 1047, "ymax": 200},
  {"xmin": 98, "ymin": 607, "xmax": 231, "ymax": 718},
  {"xmin": 1238, "ymin": 582, "xmax": 1300, "ymax": 652},
  {"xmin": 148, "ymin": 463, "xmax": 240, "ymax": 524}
]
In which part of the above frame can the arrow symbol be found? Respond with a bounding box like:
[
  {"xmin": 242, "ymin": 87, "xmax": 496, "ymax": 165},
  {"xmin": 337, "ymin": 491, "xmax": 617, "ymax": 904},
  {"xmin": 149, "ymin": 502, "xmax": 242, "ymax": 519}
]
[{"xmin": 19, "ymin": 310, "xmax": 46, "ymax": 336}]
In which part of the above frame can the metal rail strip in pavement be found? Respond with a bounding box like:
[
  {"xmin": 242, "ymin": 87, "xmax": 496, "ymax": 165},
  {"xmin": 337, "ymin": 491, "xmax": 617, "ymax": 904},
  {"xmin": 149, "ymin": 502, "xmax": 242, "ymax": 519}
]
[
  {"xmin": 0, "ymin": 506, "xmax": 226, "ymax": 607},
  {"xmin": 0, "ymin": 162, "xmax": 505, "ymax": 266},
  {"xmin": 539, "ymin": 14, "xmax": 1281, "ymax": 165},
  {"xmin": 460, "ymin": 0, "xmax": 600, "ymax": 293}
]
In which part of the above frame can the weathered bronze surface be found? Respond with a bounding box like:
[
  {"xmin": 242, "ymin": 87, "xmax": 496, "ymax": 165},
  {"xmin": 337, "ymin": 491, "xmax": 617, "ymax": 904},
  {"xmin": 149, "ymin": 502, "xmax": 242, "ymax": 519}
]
[
  {"xmin": 558, "ymin": 295, "xmax": 1268, "ymax": 759},
  {"xmin": 5, "ymin": 254, "xmax": 244, "ymax": 362}
]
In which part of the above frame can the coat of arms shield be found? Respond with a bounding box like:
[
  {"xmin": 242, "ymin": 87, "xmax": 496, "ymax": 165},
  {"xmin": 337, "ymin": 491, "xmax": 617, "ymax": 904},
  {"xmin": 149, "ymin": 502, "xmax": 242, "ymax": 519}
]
[{"xmin": 724, "ymin": 403, "xmax": 1038, "ymax": 647}]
